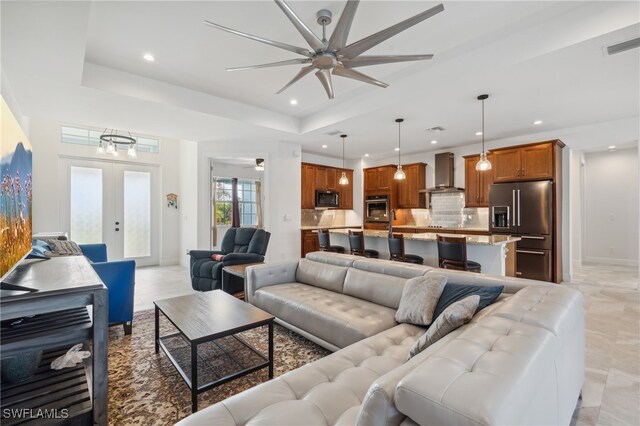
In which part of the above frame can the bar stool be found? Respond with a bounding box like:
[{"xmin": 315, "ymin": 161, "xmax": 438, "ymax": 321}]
[
  {"xmin": 436, "ymin": 235, "xmax": 481, "ymax": 273},
  {"xmin": 317, "ymin": 229, "xmax": 345, "ymax": 253},
  {"xmin": 388, "ymin": 234, "xmax": 424, "ymax": 264},
  {"xmin": 348, "ymin": 230, "xmax": 379, "ymax": 258}
]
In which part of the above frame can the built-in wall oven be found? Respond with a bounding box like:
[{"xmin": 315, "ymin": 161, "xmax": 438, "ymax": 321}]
[{"xmin": 365, "ymin": 195, "xmax": 390, "ymax": 222}]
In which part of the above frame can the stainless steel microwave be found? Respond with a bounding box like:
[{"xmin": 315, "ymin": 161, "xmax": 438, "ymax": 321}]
[{"xmin": 315, "ymin": 190, "xmax": 339, "ymax": 208}]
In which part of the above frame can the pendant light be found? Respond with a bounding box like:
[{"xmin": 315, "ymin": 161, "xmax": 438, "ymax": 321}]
[
  {"xmin": 338, "ymin": 134, "xmax": 349, "ymax": 185},
  {"xmin": 394, "ymin": 118, "xmax": 406, "ymax": 180},
  {"xmin": 476, "ymin": 94, "xmax": 492, "ymax": 171}
]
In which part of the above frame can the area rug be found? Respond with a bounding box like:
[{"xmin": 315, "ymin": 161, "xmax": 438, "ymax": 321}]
[{"xmin": 107, "ymin": 310, "xmax": 330, "ymax": 425}]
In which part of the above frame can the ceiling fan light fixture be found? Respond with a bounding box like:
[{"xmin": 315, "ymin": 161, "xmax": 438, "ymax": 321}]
[
  {"xmin": 255, "ymin": 158, "xmax": 265, "ymax": 171},
  {"xmin": 475, "ymin": 94, "xmax": 492, "ymax": 171}
]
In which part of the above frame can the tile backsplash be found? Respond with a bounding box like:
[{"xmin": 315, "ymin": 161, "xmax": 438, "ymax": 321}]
[
  {"xmin": 404, "ymin": 192, "xmax": 489, "ymax": 229},
  {"xmin": 301, "ymin": 209, "xmax": 346, "ymax": 227}
]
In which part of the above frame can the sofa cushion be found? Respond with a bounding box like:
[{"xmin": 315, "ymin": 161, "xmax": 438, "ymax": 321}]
[
  {"xmin": 296, "ymin": 258, "xmax": 349, "ymax": 293},
  {"xmin": 254, "ymin": 283, "xmax": 397, "ymax": 349},
  {"xmin": 176, "ymin": 324, "xmax": 425, "ymax": 426},
  {"xmin": 409, "ymin": 295, "xmax": 479, "ymax": 358},
  {"xmin": 395, "ymin": 274, "xmax": 447, "ymax": 326},
  {"xmin": 352, "ymin": 258, "xmax": 433, "ymax": 278},
  {"xmin": 432, "ymin": 283, "xmax": 503, "ymax": 320},
  {"xmin": 306, "ymin": 251, "xmax": 361, "ymax": 267},
  {"xmin": 343, "ymin": 268, "xmax": 406, "ymax": 310}
]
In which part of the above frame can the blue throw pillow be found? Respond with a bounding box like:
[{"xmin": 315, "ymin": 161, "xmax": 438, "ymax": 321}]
[
  {"xmin": 432, "ymin": 283, "xmax": 504, "ymax": 320},
  {"xmin": 28, "ymin": 239, "xmax": 51, "ymax": 259}
]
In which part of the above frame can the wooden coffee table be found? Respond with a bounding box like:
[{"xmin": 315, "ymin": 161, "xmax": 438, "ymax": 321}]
[{"xmin": 154, "ymin": 290, "xmax": 275, "ymax": 412}]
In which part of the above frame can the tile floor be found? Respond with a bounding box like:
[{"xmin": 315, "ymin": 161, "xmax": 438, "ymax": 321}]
[{"xmin": 133, "ymin": 261, "xmax": 640, "ymax": 425}]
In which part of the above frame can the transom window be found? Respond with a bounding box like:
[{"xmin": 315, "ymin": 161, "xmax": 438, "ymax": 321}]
[
  {"xmin": 61, "ymin": 126, "xmax": 160, "ymax": 153},
  {"xmin": 213, "ymin": 177, "xmax": 257, "ymax": 226}
]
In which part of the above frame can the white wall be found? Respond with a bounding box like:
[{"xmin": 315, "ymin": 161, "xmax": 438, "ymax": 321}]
[
  {"xmin": 189, "ymin": 140, "xmax": 302, "ymax": 263},
  {"xmin": 569, "ymin": 150, "xmax": 585, "ymax": 271},
  {"xmin": 583, "ymin": 147, "xmax": 639, "ymax": 266},
  {"xmin": 178, "ymin": 139, "xmax": 198, "ymax": 267},
  {"xmin": 28, "ymin": 116, "xmax": 181, "ymax": 265}
]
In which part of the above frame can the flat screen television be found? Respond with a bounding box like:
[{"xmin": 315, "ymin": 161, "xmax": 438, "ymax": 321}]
[{"xmin": 0, "ymin": 96, "xmax": 33, "ymax": 282}]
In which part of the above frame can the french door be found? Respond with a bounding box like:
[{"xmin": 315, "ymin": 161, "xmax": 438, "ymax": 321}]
[{"xmin": 59, "ymin": 158, "xmax": 160, "ymax": 266}]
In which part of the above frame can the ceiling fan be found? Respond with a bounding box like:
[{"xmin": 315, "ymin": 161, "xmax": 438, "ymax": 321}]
[
  {"xmin": 244, "ymin": 158, "xmax": 265, "ymax": 171},
  {"xmin": 205, "ymin": 0, "xmax": 444, "ymax": 99}
]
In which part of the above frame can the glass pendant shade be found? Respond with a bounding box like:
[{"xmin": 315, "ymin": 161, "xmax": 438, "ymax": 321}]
[
  {"xmin": 339, "ymin": 171, "xmax": 349, "ymax": 185},
  {"xmin": 394, "ymin": 165, "xmax": 406, "ymax": 180},
  {"xmin": 97, "ymin": 142, "xmax": 105, "ymax": 154},
  {"xmin": 394, "ymin": 118, "xmax": 405, "ymax": 180},
  {"xmin": 475, "ymin": 152, "xmax": 492, "ymax": 171},
  {"xmin": 127, "ymin": 145, "xmax": 137, "ymax": 159},
  {"xmin": 105, "ymin": 141, "xmax": 115, "ymax": 154}
]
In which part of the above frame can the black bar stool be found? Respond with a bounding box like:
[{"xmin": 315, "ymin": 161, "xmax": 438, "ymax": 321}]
[
  {"xmin": 388, "ymin": 233, "xmax": 424, "ymax": 264},
  {"xmin": 436, "ymin": 235, "xmax": 481, "ymax": 273},
  {"xmin": 348, "ymin": 230, "xmax": 379, "ymax": 258},
  {"xmin": 318, "ymin": 229, "xmax": 345, "ymax": 253}
]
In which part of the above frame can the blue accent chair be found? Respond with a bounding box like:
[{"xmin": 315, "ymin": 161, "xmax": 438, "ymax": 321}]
[{"xmin": 79, "ymin": 244, "xmax": 136, "ymax": 335}]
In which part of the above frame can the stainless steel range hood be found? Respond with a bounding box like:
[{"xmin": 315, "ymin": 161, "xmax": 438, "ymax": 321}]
[{"xmin": 420, "ymin": 152, "xmax": 465, "ymax": 193}]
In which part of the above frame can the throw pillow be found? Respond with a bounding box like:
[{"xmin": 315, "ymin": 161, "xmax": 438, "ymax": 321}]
[
  {"xmin": 45, "ymin": 239, "xmax": 83, "ymax": 256},
  {"xmin": 395, "ymin": 274, "xmax": 448, "ymax": 326},
  {"xmin": 211, "ymin": 254, "xmax": 225, "ymax": 261},
  {"xmin": 432, "ymin": 283, "xmax": 504, "ymax": 320},
  {"xmin": 408, "ymin": 295, "xmax": 480, "ymax": 359}
]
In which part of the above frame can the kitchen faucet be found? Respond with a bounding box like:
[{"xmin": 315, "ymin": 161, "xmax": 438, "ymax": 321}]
[{"xmin": 388, "ymin": 209, "xmax": 397, "ymax": 237}]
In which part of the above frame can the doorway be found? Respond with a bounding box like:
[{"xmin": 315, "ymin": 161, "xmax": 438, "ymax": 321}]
[{"xmin": 59, "ymin": 158, "xmax": 160, "ymax": 266}]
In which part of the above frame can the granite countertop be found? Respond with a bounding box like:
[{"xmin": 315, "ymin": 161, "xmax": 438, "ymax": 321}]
[
  {"xmin": 301, "ymin": 225, "xmax": 362, "ymax": 231},
  {"xmin": 393, "ymin": 225, "xmax": 490, "ymax": 232},
  {"xmin": 328, "ymin": 228, "xmax": 520, "ymax": 246}
]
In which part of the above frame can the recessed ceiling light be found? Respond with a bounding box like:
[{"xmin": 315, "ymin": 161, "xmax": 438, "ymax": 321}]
[
  {"xmin": 322, "ymin": 144, "xmax": 328, "ymax": 149},
  {"xmin": 364, "ymin": 153, "xmax": 370, "ymax": 157},
  {"xmin": 290, "ymin": 99, "xmax": 298, "ymax": 105},
  {"xmin": 431, "ymin": 140, "xmax": 438, "ymax": 144},
  {"xmin": 475, "ymin": 131, "xmax": 483, "ymax": 136},
  {"xmin": 143, "ymin": 53, "xmax": 155, "ymax": 62},
  {"xmin": 533, "ymin": 120, "xmax": 543, "ymax": 125},
  {"xmin": 608, "ymin": 145, "xmax": 616, "ymax": 150},
  {"xmin": 394, "ymin": 147, "xmax": 400, "ymax": 151}
]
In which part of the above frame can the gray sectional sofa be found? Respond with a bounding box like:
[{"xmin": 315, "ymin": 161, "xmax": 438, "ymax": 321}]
[{"xmin": 178, "ymin": 252, "xmax": 584, "ymax": 426}]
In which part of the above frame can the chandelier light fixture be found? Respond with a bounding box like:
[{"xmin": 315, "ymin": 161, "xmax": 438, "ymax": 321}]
[
  {"xmin": 339, "ymin": 134, "xmax": 349, "ymax": 185},
  {"xmin": 475, "ymin": 94, "xmax": 492, "ymax": 171},
  {"xmin": 394, "ymin": 118, "xmax": 406, "ymax": 180},
  {"xmin": 98, "ymin": 129, "xmax": 137, "ymax": 159}
]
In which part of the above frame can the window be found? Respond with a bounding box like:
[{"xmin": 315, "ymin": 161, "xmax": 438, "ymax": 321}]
[
  {"xmin": 61, "ymin": 126, "xmax": 160, "ymax": 153},
  {"xmin": 213, "ymin": 177, "xmax": 257, "ymax": 226}
]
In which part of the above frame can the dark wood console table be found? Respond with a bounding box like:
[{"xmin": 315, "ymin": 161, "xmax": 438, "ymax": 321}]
[{"xmin": 0, "ymin": 256, "xmax": 108, "ymax": 425}]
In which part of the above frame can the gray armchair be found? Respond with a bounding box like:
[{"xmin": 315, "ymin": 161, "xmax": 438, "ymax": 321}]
[{"xmin": 189, "ymin": 227, "xmax": 270, "ymax": 292}]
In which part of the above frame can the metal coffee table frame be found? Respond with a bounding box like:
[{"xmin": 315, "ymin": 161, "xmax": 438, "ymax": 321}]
[{"xmin": 154, "ymin": 292, "xmax": 274, "ymax": 412}]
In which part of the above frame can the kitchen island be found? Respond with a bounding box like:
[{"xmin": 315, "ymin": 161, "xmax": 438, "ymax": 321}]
[{"xmin": 328, "ymin": 229, "xmax": 520, "ymax": 276}]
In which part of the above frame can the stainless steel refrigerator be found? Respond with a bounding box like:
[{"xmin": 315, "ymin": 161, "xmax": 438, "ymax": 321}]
[{"xmin": 489, "ymin": 180, "xmax": 553, "ymax": 282}]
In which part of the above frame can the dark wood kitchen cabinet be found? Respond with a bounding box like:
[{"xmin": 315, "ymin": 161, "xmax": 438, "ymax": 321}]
[
  {"xmin": 301, "ymin": 163, "xmax": 353, "ymax": 209},
  {"xmin": 464, "ymin": 154, "xmax": 494, "ymax": 207},
  {"xmin": 301, "ymin": 230, "xmax": 320, "ymax": 257},
  {"xmin": 397, "ymin": 163, "xmax": 426, "ymax": 208},
  {"xmin": 364, "ymin": 165, "xmax": 396, "ymax": 193},
  {"xmin": 492, "ymin": 141, "xmax": 556, "ymax": 183},
  {"xmin": 301, "ymin": 164, "xmax": 316, "ymax": 209}
]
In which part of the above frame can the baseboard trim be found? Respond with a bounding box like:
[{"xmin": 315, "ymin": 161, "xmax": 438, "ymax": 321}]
[
  {"xmin": 160, "ymin": 258, "xmax": 179, "ymax": 266},
  {"xmin": 584, "ymin": 256, "xmax": 639, "ymax": 267}
]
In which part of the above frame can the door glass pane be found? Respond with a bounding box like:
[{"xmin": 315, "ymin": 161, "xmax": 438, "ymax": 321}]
[
  {"xmin": 124, "ymin": 171, "xmax": 151, "ymax": 258},
  {"xmin": 70, "ymin": 167, "xmax": 102, "ymax": 243}
]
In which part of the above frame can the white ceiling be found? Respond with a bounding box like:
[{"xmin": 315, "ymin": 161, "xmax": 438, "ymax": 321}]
[{"xmin": 2, "ymin": 1, "xmax": 639, "ymax": 159}]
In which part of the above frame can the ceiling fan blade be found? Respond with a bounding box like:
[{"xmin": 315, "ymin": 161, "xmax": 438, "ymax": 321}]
[
  {"xmin": 327, "ymin": 0, "xmax": 360, "ymax": 51},
  {"xmin": 343, "ymin": 54, "xmax": 433, "ymax": 68},
  {"xmin": 274, "ymin": 0, "xmax": 326, "ymax": 51},
  {"xmin": 227, "ymin": 58, "xmax": 311, "ymax": 72},
  {"xmin": 315, "ymin": 69, "xmax": 335, "ymax": 99},
  {"xmin": 332, "ymin": 67, "xmax": 388, "ymax": 88},
  {"xmin": 276, "ymin": 65, "xmax": 316, "ymax": 94},
  {"xmin": 204, "ymin": 20, "xmax": 311, "ymax": 57},
  {"xmin": 337, "ymin": 3, "xmax": 444, "ymax": 59}
]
